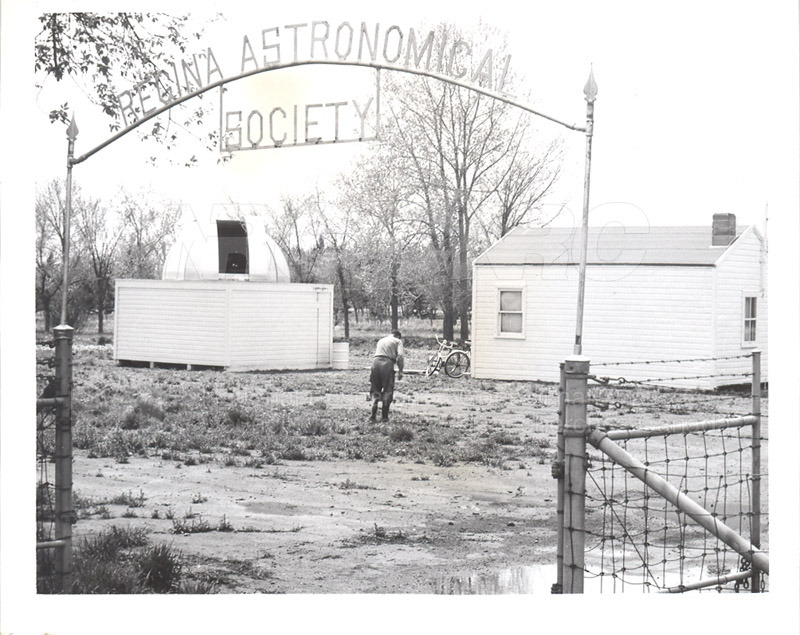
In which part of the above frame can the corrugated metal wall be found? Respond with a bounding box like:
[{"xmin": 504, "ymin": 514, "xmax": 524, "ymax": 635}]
[{"xmin": 115, "ymin": 280, "xmax": 333, "ymax": 370}]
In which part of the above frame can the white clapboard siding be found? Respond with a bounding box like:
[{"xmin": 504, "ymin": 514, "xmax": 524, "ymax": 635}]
[
  {"xmin": 712, "ymin": 227, "xmax": 769, "ymax": 383},
  {"xmin": 472, "ymin": 263, "xmax": 716, "ymax": 387},
  {"xmin": 115, "ymin": 280, "xmax": 333, "ymax": 370},
  {"xmin": 228, "ymin": 285, "xmax": 333, "ymax": 370}
]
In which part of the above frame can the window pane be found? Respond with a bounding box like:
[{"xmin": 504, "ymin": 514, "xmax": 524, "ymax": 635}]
[
  {"xmin": 745, "ymin": 320, "xmax": 756, "ymax": 342},
  {"xmin": 500, "ymin": 290, "xmax": 522, "ymax": 312},
  {"xmin": 501, "ymin": 313, "xmax": 523, "ymax": 333},
  {"xmin": 746, "ymin": 297, "xmax": 757, "ymax": 319}
]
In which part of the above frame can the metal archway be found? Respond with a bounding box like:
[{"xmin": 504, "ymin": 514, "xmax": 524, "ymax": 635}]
[{"xmin": 61, "ymin": 52, "xmax": 598, "ymax": 353}]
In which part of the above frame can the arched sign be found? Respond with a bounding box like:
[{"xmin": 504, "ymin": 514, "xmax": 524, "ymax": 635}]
[{"xmin": 71, "ymin": 20, "xmax": 589, "ymax": 166}]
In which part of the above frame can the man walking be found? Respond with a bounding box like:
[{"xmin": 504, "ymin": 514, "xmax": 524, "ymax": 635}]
[{"xmin": 370, "ymin": 330, "xmax": 404, "ymax": 422}]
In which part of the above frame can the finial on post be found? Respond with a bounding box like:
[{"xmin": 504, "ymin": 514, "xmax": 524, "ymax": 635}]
[
  {"xmin": 583, "ymin": 67, "xmax": 598, "ymax": 104},
  {"xmin": 66, "ymin": 114, "xmax": 79, "ymax": 142}
]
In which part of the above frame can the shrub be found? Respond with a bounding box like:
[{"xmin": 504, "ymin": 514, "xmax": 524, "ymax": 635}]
[
  {"xmin": 218, "ymin": 515, "xmax": 234, "ymax": 532},
  {"xmin": 121, "ymin": 396, "xmax": 165, "ymax": 430},
  {"xmin": 171, "ymin": 518, "xmax": 213, "ymax": 534},
  {"xmin": 225, "ymin": 405, "xmax": 252, "ymax": 426},
  {"xmin": 178, "ymin": 579, "xmax": 218, "ymax": 594},
  {"xmin": 103, "ymin": 429, "xmax": 147, "ymax": 457},
  {"xmin": 136, "ymin": 543, "xmax": 183, "ymax": 592},
  {"xmin": 109, "ymin": 489, "xmax": 146, "ymax": 508},
  {"xmin": 71, "ymin": 557, "xmax": 144, "ymax": 594},
  {"xmin": 80, "ymin": 525, "xmax": 149, "ymax": 561},
  {"xmin": 41, "ymin": 525, "xmax": 201, "ymax": 595},
  {"xmin": 300, "ymin": 420, "xmax": 329, "ymax": 436},
  {"xmin": 389, "ymin": 426, "xmax": 414, "ymax": 443},
  {"xmin": 280, "ymin": 445, "xmax": 308, "ymax": 461}
]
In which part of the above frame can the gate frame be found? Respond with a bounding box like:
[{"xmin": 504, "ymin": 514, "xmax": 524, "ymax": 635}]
[{"xmin": 554, "ymin": 351, "xmax": 766, "ymax": 593}]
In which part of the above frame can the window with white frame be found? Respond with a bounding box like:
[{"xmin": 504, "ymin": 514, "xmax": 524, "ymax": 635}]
[
  {"xmin": 498, "ymin": 289, "xmax": 524, "ymax": 336},
  {"xmin": 743, "ymin": 296, "xmax": 757, "ymax": 344}
]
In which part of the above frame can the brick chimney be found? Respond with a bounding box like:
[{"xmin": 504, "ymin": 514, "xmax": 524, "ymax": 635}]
[{"xmin": 712, "ymin": 213, "xmax": 736, "ymax": 246}]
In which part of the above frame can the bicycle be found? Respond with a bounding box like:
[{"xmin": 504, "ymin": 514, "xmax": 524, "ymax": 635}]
[{"xmin": 424, "ymin": 337, "xmax": 471, "ymax": 378}]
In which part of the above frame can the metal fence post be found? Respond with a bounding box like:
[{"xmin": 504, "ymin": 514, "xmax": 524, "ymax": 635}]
[
  {"xmin": 552, "ymin": 363, "xmax": 566, "ymax": 594},
  {"xmin": 750, "ymin": 350, "xmax": 761, "ymax": 592},
  {"xmin": 53, "ymin": 324, "xmax": 74, "ymax": 592},
  {"xmin": 562, "ymin": 356, "xmax": 589, "ymax": 593}
]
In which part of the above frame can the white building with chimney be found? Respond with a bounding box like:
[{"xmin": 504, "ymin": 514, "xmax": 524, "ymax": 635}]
[{"xmin": 470, "ymin": 214, "xmax": 768, "ymax": 388}]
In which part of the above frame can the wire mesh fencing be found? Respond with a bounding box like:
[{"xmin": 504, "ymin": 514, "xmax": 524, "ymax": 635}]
[
  {"xmin": 584, "ymin": 422, "xmax": 765, "ymax": 592},
  {"xmin": 36, "ymin": 326, "xmax": 75, "ymax": 593},
  {"xmin": 554, "ymin": 351, "xmax": 767, "ymax": 594}
]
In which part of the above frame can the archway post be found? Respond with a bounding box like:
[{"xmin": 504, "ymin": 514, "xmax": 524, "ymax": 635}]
[{"xmin": 574, "ymin": 67, "xmax": 597, "ymax": 356}]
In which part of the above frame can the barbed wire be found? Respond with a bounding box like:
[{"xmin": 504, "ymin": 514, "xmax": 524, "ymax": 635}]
[
  {"xmin": 585, "ymin": 397, "xmax": 754, "ymax": 416},
  {"xmin": 590, "ymin": 372, "xmax": 753, "ymax": 387},
  {"xmin": 592, "ymin": 353, "xmax": 754, "ymax": 368}
]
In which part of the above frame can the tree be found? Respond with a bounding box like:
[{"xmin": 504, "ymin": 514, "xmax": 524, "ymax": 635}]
[
  {"xmin": 35, "ymin": 179, "xmax": 94, "ymax": 330},
  {"xmin": 488, "ymin": 140, "xmax": 562, "ymax": 240},
  {"xmin": 117, "ymin": 190, "xmax": 181, "ymax": 279},
  {"xmin": 381, "ymin": 23, "xmax": 562, "ymax": 340},
  {"xmin": 73, "ymin": 197, "xmax": 123, "ymax": 334},
  {"xmin": 35, "ymin": 13, "xmax": 219, "ymax": 157},
  {"xmin": 313, "ymin": 190, "xmax": 356, "ymax": 339},
  {"xmin": 35, "ymin": 181, "xmax": 66, "ymax": 331},
  {"xmin": 336, "ymin": 148, "xmax": 421, "ymax": 331},
  {"xmin": 264, "ymin": 195, "xmax": 325, "ymax": 284}
]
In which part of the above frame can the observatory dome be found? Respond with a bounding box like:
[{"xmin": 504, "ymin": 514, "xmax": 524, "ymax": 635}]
[{"xmin": 162, "ymin": 215, "xmax": 291, "ymax": 282}]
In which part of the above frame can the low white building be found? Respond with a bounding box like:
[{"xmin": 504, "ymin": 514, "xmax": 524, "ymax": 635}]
[
  {"xmin": 471, "ymin": 214, "xmax": 768, "ymax": 388},
  {"xmin": 114, "ymin": 213, "xmax": 336, "ymax": 371}
]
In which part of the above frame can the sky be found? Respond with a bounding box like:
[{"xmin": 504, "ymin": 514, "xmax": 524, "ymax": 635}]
[
  {"xmin": 2, "ymin": 1, "xmax": 799, "ymax": 633},
  {"xmin": 23, "ymin": 1, "xmax": 799, "ymax": 233}
]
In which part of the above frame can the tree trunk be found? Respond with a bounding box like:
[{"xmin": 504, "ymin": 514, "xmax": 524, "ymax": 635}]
[
  {"xmin": 442, "ymin": 305, "xmax": 455, "ymax": 341},
  {"xmin": 440, "ymin": 271, "xmax": 456, "ymax": 341},
  {"xmin": 390, "ymin": 257, "xmax": 400, "ymax": 331},
  {"xmin": 96, "ymin": 277, "xmax": 106, "ymax": 334},
  {"xmin": 458, "ymin": 246, "xmax": 470, "ymax": 342},
  {"xmin": 440, "ymin": 218, "xmax": 456, "ymax": 341},
  {"xmin": 457, "ymin": 187, "xmax": 471, "ymax": 342},
  {"xmin": 43, "ymin": 297, "xmax": 52, "ymax": 331},
  {"xmin": 336, "ymin": 261, "xmax": 350, "ymax": 340}
]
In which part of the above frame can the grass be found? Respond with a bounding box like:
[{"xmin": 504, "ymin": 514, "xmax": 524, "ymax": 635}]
[
  {"xmin": 67, "ymin": 340, "xmax": 481, "ymax": 466},
  {"xmin": 46, "ymin": 326, "xmax": 759, "ymax": 474},
  {"xmin": 338, "ymin": 478, "xmax": 374, "ymax": 490},
  {"xmin": 37, "ymin": 525, "xmax": 215, "ymax": 594},
  {"xmin": 172, "ymin": 517, "xmax": 214, "ymax": 534},
  {"xmin": 109, "ymin": 489, "xmax": 146, "ymax": 508}
]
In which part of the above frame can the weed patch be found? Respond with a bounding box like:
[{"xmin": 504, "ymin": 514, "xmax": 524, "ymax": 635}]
[
  {"xmin": 172, "ymin": 518, "xmax": 214, "ymax": 534},
  {"xmin": 37, "ymin": 525, "xmax": 202, "ymax": 595},
  {"xmin": 109, "ymin": 489, "xmax": 146, "ymax": 508},
  {"xmin": 338, "ymin": 478, "xmax": 373, "ymax": 490},
  {"xmin": 389, "ymin": 426, "xmax": 414, "ymax": 442}
]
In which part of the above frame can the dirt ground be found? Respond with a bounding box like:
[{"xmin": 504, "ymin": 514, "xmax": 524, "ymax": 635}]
[
  {"xmin": 70, "ymin": 451, "xmax": 557, "ymax": 593},
  {"xmin": 43, "ymin": 334, "xmax": 767, "ymax": 594}
]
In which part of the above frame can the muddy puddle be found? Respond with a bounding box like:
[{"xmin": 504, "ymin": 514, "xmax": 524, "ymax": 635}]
[{"xmin": 430, "ymin": 564, "xmax": 729, "ymax": 594}]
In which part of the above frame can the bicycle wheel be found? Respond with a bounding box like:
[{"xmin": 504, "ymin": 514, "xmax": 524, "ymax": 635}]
[
  {"xmin": 424, "ymin": 355, "xmax": 440, "ymax": 377},
  {"xmin": 444, "ymin": 351, "xmax": 470, "ymax": 378}
]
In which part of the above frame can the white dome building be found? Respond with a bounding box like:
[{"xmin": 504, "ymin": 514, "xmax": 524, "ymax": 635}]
[
  {"xmin": 162, "ymin": 215, "xmax": 291, "ymax": 282},
  {"xmin": 114, "ymin": 209, "xmax": 339, "ymax": 372}
]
